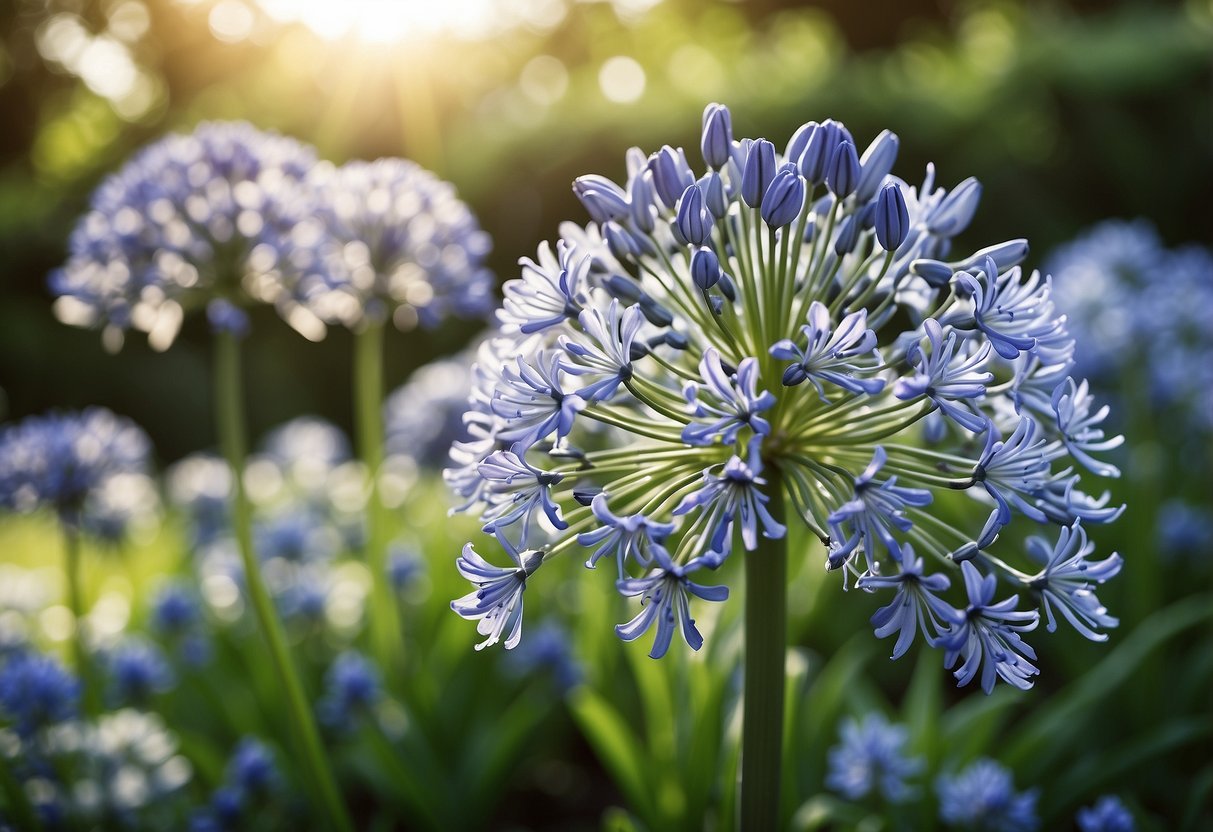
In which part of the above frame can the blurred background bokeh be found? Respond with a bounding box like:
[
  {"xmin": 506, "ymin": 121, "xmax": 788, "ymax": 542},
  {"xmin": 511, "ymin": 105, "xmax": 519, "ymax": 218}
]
[{"xmin": 2, "ymin": 0, "xmax": 1210, "ymax": 458}]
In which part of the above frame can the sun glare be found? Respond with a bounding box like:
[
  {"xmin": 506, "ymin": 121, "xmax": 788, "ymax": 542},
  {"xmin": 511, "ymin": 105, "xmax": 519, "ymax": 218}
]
[{"xmin": 255, "ymin": 0, "xmax": 567, "ymax": 43}]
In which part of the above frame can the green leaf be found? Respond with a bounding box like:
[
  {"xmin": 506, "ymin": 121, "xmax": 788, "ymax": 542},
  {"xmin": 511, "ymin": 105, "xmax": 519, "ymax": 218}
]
[{"xmin": 570, "ymin": 687, "xmax": 658, "ymax": 823}]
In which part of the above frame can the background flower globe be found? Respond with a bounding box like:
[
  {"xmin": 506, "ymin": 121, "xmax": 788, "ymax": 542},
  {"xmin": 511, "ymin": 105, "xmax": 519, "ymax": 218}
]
[
  {"xmin": 446, "ymin": 102, "xmax": 1126, "ymax": 823},
  {"xmin": 49, "ymin": 121, "xmax": 321, "ymax": 350}
]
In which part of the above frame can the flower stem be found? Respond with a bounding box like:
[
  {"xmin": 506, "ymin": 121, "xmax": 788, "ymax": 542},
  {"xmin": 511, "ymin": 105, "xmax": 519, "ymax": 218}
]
[
  {"xmin": 739, "ymin": 464, "xmax": 788, "ymax": 831},
  {"xmin": 61, "ymin": 524, "xmax": 98, "ymax": 714},
  {"xmin": 353, "ymin": 321, "xmax": 403, "ymax": 675},
  {"xmin": 213, "ymin": 331, "xmax": 354, "ymax": 832}
]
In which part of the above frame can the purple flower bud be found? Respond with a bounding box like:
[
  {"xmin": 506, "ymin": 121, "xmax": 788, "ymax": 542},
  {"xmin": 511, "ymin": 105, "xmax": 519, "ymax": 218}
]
[
  {"xmin": 875, "ymin": 183, "xmax": 910, "ymax": 251},
  {"xmin": 604, "ymin": 273, "xmax": 644, "ymax": 302},
  {"xmin": 910, "ymin": 259, "xmax": 955, "ymax": 287},
  {"xmin": 572, "ymin": 175, "xmax": 630, "ymax": 223},
  {"xmin": 855, "ymin": 130, "xmax": 900, "ymax": 202},
  {"xmin": 801, "ymin": 119, "xmax": 850, "ymax": 184},
  {"xmin": 826, "ymin": 141, "xmax": 860, "ymax": 199},
  {"xmin": 785, "ymin": 121, "xmax": 818, "ymax": 170},
  {"xmin": 628, "ymin": 169, "xmax": 657, "ymax": 233},
  {"xmin": 740, "ymin": 139, "xmax": 777, "ymax": 209},
  {"xmin": 603, "ymin": 221, "xmax": 642, "ymax": 261},
  {"xmin": 690, "ymin": 246, "xmax": 722, "ymax": 290},
  {"xmin": 640, "ymin": 297, "xmax": 674, "ymax": 327},
  {"xmin": 649, "ymin": 146, "xmax": 694, "ymax": 210},
  {"xmin": 674, "ymin": 185, "xmax": 712, "ymax": 246},
  {"xmin": 698, "ymin": 172, "xmax": 727, "ymax": 218},
  {"xmin": 700, "ymin": 103, "xmax": 733, "ymax": 169},
  {"xmin": 929, "ymin": 177, "xmax": 982, "ymax": 236},
  {"xmin": 834, "ymin": 215, "xmax": 861, "ymax": 256},
  {"xmin": 760, "ymin": 169, "xmax": 806, "ymax": 229},
  {"xmin": 958, "ymin": 239, "xmax": 1030, "ymax": 273}
]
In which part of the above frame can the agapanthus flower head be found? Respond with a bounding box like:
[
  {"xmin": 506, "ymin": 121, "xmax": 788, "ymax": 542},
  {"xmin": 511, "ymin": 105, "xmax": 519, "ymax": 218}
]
[
  {"xmin": 446, "ymin": 104, "xmax": 1124, "ymax": 691},
  {"xmin": 106, "ymin": 639, "xmax": 175, "ymax": 706},
  {"xmin": 385, "ymin": 354, "xmax": 475, "ymax": 469},
  {"xmin": 1076, "ymin": 795, "xmax": 1135, "ymax": 832},
  {"xmin": 936, "ymin": 758, "xmax": 1038, "ymax": 832},
  {"xmin": 51, "ymin": 121, "xmax": 320, "ymax": 349},
  {"xmin": 264, "ymin": 157, "xmax": 494, "ymax": 336},
  {"xmin": 826, "ymin": 714, "xmax": 922, "ymax": 803},
  {"xmin": 0, "ymin": 651, "xmax": 80, "ymax": 737},
  {"xmin": 0, "ymin": 408, "xmax": 152, "ymax": 531},
  {"xmin": 317, "ymin": 651, "xmax": 382, "ymax": 731}
]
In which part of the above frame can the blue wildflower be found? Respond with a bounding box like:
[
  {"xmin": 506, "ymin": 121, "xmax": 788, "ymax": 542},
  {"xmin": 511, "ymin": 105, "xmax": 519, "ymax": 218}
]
[
  {"xmin": 1051, "ymin": 377, "xmax": 1123, "ymax": 478},
  {"xmin": 972, "ymin": 416, "xmax": 1052, "ymax": 548},
  {"xmin": 477, "ymin": 450, "xmax": 566, "ymax": 553},
  {"xmin": 107, "ymin": 640, "xmax": 175, "ymax": 705},
  {"xmin": 451, "ymin": 545, "xmax": 542, "ymax": 650},
  {"xmin": 578, "ymin": 494, "xmax": 676, "ymax": 576},
  {"xmin": 500, "ymin": 240, "xmax": 592, "ymax": 334},
  {"xmin": 493, "ymin": 351, "xmax": 587, "ymax": 450},
  {"xmin": 615, "ymin": 547, "xmax": 728, "ymax": 659},
  {"xmin": 673, "ymin": 448, "xmax": 786, "ymax": 557},
  {"xmin": 1025, "ymin": 521, "xmax": 1121, "ymax": 641},
  {"xmin": 770, "ymin": 302, "xmax": 885, "ymax": 399},
  {"xmin": 560, "ymin": 299, "xmax": 646, "ymax": 401},
  {"xmin": 894, "ymin": 319, "xmax": 992, "ymax": 433},
  {"xmin": 1076, "ymin": 795, "xmax": 1135, "ymax": 832},
  {"xmin": 936, "ymin": 758, "xmax": 1039, "ymax": 832},
  {"xmin": 941, "ymin": 562, "xmax": 1039, "ymax": 693},
  {"xmin": 952, "ymin": 258, "xmax": 1058, "ymax": 361},
  {"xmin": 502, "ymin": 622, "xmax": 583, "ymax": 693},
  {"xmin": 0, "ymin": 651, "xmax": 79, "ymax": 736},
  {"xmin": 387, "ymin": 545, "xmax": 426, "ymax": 593},
  {"xmin": 826, "ymin": 714, "xmax": 922, "ymax": 802},
  {"xmin": 681, "ymin": 350, "xmax": 775, "ymax": 447},
  {"xmin": 318, "ymin": 651, "xmax": 382, "ymax": 730},
  {"xmin": 385, "ymin": 354, "xmax": 474, "ymax": 469},
  {"xmin": 859, "ymin": 545, "xmax": 959, "ymax": 659},
  {"xmin": 874, "ymin": 183, "xmax": 910, "ymax": 251}
]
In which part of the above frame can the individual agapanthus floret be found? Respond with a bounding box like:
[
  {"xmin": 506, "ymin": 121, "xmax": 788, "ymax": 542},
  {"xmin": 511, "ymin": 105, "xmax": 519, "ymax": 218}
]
[
  {"xmin": 451, "ymin": 545, "xmax": 542, "ymax": 650},
  {"xmin": 0, "ymin": 651, "xmax": 79, "ymax": 737},
  {"xmin": 260, "ymin": 416, "xmax": 351, "ymax": 473},
  {"xmin": 940, "ymin": 561, "xmax": 1039, "ymax": 693},
  {"xmin": 493, "ymin": 351, "xmax": 587, "ymax": 450},
  {"xmin": 826, "ymin": 714, "xmax": 923, "ymax": 802},
  {"xmin": 445, "ymin": 104, "xmax": 1123, "ymax": 689},
  {"xmin": 106, "ymin": 640, "xmax": 175, "ymax": 706},
  {"xmin": 1025, "ymin": 521, "xmax": 1121, "ymax": 641},
  {"xmin": 681, "ymin": 350, "xmax": 775, "ymax": 446},
  {"xmin": 972, "ymin": 416, "xmax": 1052, "ymax": 548},
  {"xmin": 1076, "ymin": 795, "xmax": 1135, "ymax": 832},
  {"xmin": 578, "ymin": 494, "xmax": 676, "ymax": 577},
  {"xmin": 615, "ymin": 547, "xmax": 728, "ymax": 659},
  {"xmin": 936, "ymin": 758, "xmax": 1039, "ymax": 832},
  {"xmin": 894, "ymin": 319, "xmax": 992, "ymax": 433},
  {"xmin": 827, "ymin": 447, "xmax": 933, "ymax": 577},
  {"xmin": 318, "ymin": 651, "xmax": 382, "ymax": 731},
  {"xmin": 0, "ymin": 408, "xmax": 152, "ymax": 531},
  {"xmin": 50, "ymin": 121, "xmax": 319, "ymax": 348},
  {"xmin": 859, "ymin": 545, "xmax": 960, "ymax": 659},
  {"xmin": 477, "ymin": 450, "xmax": 566, "ymax": 552},
  {"xmin": 278, "ymin": 157, "xmax": 494, "ymax": 334},
  {"xmin": 674, "ymin": 449, "xmax": 786, "ymax": 557},
  {"xmin": 1050, "ymin": 377, "xmax": 1123, "ymax": 478},
  {"xmin": 500, "ymin": 239, "xmax": 593, "ymax": 334},
  {"xmin": 560, "ymin": 299, "xmax": 645, "ymax": 401},
  {"xmin": 770, "ymin": 303, "xmax": 885, "ymax": 399}
]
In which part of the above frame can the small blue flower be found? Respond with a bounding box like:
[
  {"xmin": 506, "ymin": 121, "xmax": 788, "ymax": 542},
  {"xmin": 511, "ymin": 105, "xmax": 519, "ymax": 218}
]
[
  {"xmin": 319, "ymin": 651, "xmax": 382, "ymax": 730},
  {"xmin": 226, "ymin": 738, "xmax": 279, "ymax": 798},
  {"xmin": 615, "ymin": 547, "xmax": 728, "ymax": 659},
  {"xmin": 573, "ymin": 175, "xmax": 631, "ymax": 224},
  {"xmin": 1076, "ymin": 795, "xmax": 1135, "ymax": 832},
  {"xmin": 859, "ymin": 545, "xmax": 959, "ymax": 659},
  {"xmin": 941, "ymin": 562, "xmax": 1039, "ymax": 693},
  {"xmin": 740, "ymin": 139, "xmax": 777, "ymax": 208},
  {"xmin": 451, "ymin": 545, "xmax": 542, "ymax": 650},
  {"xmin": 953, "ymin": 259, "xmax": 1058, "ymax": 360},
  {"xmin": 828, "ymin": 447, "xmax": 933, "ymax": 577},
  {"xmin": 856, "ymin": 130, "xmax": 899, "ymax": 202},
  {"xmin": 560, "ymin": 299, "xmax": 646, "ymax": 401},
  {"xmin": 673, "ymin": 448, "xmax": 786, "ymax": 557},
  {"xmin": 0, "ymin": 651, "xmax": 79, "ymax": 737},
  {"xmin": 1027, "ymin": 471, "xmax": 1124, "ymax": 528},
  {"xmin": 770, "ymin": 302, "xmax": 885, "ymax": 399},
  {"xmin": 1026, "ymin": 521, "xmax": 1121, "ymax": 641},
  {"xmin": 492, "ymin": 351, "xmax": 587, "ymax": 450},
  {"xmin": 936, "ymin": 758, "xmax": 1039, "ymax": 832},
  {"xmin": 206, "ymin": 298, "xmax": 250, "ymax": 338},
  {"xmin": 1051, "ymin": 378, "xmax": 1123, "ymax": 478},
  {"xmin": 107, "ymin": 640, "xmax": 175, "ymax": 705},
  {"xmin": 385, "ymin": 354, "xmax": 474, "ymax": 469},
  {"xmin": 894, "ymin": 319, "xmax": 992, "ymax": 433},
  {"xmin": 477, "ymin": 450, "xmax": 566, "ymax": 553},
  {"xmin": 681, "ymin": 350, "xmax": 775, "ymax": 447},
  {"xmin": 387, "ymin": 545, "xmax": 425, "ymax": 593},
  {"xmin": 674, "ymin": 184, "xmax": 712, "ymax": 246},
  {"xmin": 972, "ymin": 416, "xmax": 1052, "ymax": 548},
  {"xmin": 1157, "ymin": 499, "xmax": 1213, "ymax": 559},
  {"xmin": 760, "ymin": 167, "xmax": 806, "ymax": 229},
  {"xmin": 150, "ymin": 584, "xmax": 203, "ymax": 636},
  {"xmin": 825, "ymin": 141, "xmax": 860, "ymax": 199},
  {"xmin": 826, "ymin": 714, "xmax": 922, "ymax": 802},
  {"xmin": 500, "ymin": 240, "xmax": 592, "ymax": 334},
  {"xmin": 255, "ymin": 508, "xmax": 339, "ymax": 563},
  {"xmin": 502, "ymin": 622, "xmax": 583, "ymax": 693},
  {"xmin": 578, "ymin": 494, "xmax": 675, "ymax": 577}
]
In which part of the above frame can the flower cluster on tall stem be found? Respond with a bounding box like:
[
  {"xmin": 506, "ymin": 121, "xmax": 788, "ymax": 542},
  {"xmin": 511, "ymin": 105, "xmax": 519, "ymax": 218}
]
[{"xmin": 446, "ymin": 104, "xmax": 1125, "ymax": 825}]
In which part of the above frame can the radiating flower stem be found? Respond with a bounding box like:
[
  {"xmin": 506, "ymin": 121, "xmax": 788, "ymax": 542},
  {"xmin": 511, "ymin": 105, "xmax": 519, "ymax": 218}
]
[
  {"xmin": 353, "ymin": 320, "xmax": 404, "ymax": 676},
  {"xmin": 739, "ymin": 464, "xmax": 788, "ymax": 831},
  {"xmin": 61, "ymin": 524, "xmax": 98, "ymax": 714},
  {"xmin": 213, "ymin": 331, "xmax": 354, "ymax": 832}
]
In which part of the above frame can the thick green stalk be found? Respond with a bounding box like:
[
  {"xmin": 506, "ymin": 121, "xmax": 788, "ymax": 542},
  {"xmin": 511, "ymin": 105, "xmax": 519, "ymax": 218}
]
[
  {"xmin": 61, "ymin": 525, "xmax": 99, "ymax": 713},
  {"xmin": 739, "ymin": 465, "xmax": 788, "ymax": 831},
  {"xmin": 353, "ymin": 321, "xmax": 404, "ymax": 671},
  {"xmin": 213, "ymin": 332, "xmax": 354, "ymax": 832}
]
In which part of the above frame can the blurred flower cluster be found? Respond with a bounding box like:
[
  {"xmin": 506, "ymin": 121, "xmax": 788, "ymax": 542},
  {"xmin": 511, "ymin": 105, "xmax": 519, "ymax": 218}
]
[
  {"xmin": 49, "ymin": 122, "xmax": 493, "ymax": 350},
  {"xmin": 446, "ymin": 104, "xmax": 1125, "ymax": 693}
]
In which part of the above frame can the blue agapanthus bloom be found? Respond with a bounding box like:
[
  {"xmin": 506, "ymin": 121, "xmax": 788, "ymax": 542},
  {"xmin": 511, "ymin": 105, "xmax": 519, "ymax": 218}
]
[
  {"xmin": 0, "ymin": 651, "xmax": 80, "ymax": 737},
  {"xmin": 271, "ymin": 157, "xmax": 494, "ymax": 335},
  {"xmin": 385, "ymin": 354, "xmax": 476, "ymax": 469},
  {"xmin": 106, "ymin": 639, "xmax": 176, "ymax": 706},
  {"xmin": 50, "ymin": 121, "xmax": 320, "ymax": 349},
  {"xmin": 0, "ymin": 408, "xmax": 152, "ymax": 531},
  {"xmin": 936, "ymin": 758, "xmax": 1038, "ymax": 832},
  {"xmin": 1076, "ymin": 795, "xmax": 1135, "ymax": 832},
  {"xmin": 191, "ymin": 738, "xmax": 279, "ymax": 830},
  {"xmin": 826, "ymin": 714, "xmax": 922, "ymax": 802},
  {"xmin": 446, "ymin": 105, "xmax": 1124, "ymax": 689},
  {"xmin": 318, "ymin": 651, "xmax": 382, "ymax": 731}
]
